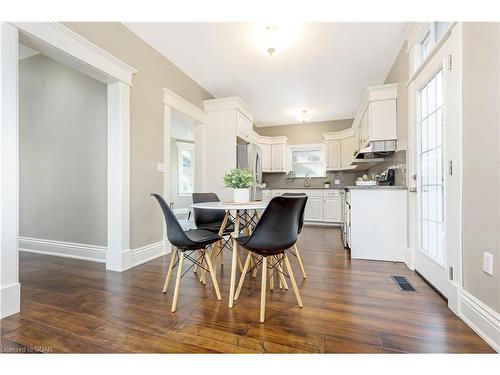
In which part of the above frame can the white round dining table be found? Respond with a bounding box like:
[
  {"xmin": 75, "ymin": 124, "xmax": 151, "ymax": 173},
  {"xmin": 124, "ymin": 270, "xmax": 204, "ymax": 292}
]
[{"xmin": 190, "ymin": 200, "xmax": 269, "ymax": 308}]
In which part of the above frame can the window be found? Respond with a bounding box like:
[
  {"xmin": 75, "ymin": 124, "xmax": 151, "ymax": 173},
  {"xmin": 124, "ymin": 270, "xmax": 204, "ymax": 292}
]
[
  {"xmin": 177, "ymin": 142, "xmax": 194, "ymax": 196},
  {"xmin": 288, "ymin": 144, "xmax": 325, "ymax": 177},
  {"xmin": 419, "ymin": 69, "xmax": 444, "ymax": 264},
  {"xmin": 417, "ymin": 22, "xmax": 451, "ymax": 68}
]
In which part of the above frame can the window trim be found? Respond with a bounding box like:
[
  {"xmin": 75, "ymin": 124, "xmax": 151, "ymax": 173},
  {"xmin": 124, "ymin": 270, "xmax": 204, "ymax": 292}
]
[
  {"xmin": 176, "ymin": 141, "xmax": 195, "ymax": 197},
  {"xmin": 287, "ymin": 143, "xmax": 326, "ymax": 178}
]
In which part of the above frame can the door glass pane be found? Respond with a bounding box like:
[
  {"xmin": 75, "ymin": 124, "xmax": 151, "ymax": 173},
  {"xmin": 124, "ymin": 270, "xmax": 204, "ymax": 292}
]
[{"xmin": 419, "ymin": 69, "xmax": 445, "ymax": 263}]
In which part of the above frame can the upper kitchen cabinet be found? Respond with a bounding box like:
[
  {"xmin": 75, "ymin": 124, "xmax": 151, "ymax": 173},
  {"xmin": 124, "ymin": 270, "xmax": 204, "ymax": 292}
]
[
  {"xmin": 236, "ymin": 110, "xmax": 253, "ymax": 142},
  {"xmin": 323, "ymin": 129, "xmax": 355, "ymax": 170},
  {"xmin": 357, "ymin": 83, "xmax": 398, "ymax": 151},
  {"xmin": 254, "ymin": 134, "xmax": 288, "ymax": 173}
]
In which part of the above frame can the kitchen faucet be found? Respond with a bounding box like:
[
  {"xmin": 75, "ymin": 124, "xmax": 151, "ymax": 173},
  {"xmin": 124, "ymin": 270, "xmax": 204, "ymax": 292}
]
[{"xmin": 304, "ymin": 173, "xmax": 311, "ymax": 187}]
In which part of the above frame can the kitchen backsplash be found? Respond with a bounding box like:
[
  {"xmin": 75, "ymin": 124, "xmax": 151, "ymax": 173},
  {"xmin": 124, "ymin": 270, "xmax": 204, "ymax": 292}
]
[{"xmin": 263, "ymin": 150, "xmax": 407, "ymax": 188}]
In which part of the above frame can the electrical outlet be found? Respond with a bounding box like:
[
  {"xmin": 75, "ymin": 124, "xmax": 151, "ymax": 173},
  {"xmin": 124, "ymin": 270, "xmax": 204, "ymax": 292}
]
[
  {"xmin": 157, "ymin": 163, "xmax": 165, "ymax": 173},
  {"xmin": 334, "ymin": 179, "xmax": 340, "ymax": 185},
  {"xmin": 483, "ymin": 252, "xmax": 493, "ymax": 275}
]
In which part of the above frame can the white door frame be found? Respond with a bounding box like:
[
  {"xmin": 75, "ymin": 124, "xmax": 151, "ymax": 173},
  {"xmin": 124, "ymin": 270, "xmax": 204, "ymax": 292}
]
[
  {"xmin": 407, "ymin": 23, "xmax": 462, "ymax": 313},
  {"xmin": 1, "ymin": 22, "xmax": 136, "ymax": 318},
  {"xmin": 162, "ymin": 88, "xmax": 206, "ymax": 253}
]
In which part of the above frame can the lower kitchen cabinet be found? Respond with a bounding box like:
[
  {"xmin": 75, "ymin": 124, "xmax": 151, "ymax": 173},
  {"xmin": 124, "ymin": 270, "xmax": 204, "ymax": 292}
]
[
  {"xmin": 323, "ymin": 193, "xmax": 342, "ymax": 222},
  {"xmin": 304, "ymin": 195, "xmax": 323, "ymax": 222},
  {"xmin": 262, "ymin": 189, "xmax": 342, "ymax": 224}
]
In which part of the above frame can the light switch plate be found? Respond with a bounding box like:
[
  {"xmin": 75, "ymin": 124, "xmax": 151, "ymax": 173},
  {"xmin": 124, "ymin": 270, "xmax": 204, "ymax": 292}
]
[
  {"xmin": 483, "ymin": 252, "xmax": 493, "ymax": 275},
  {"xmin": 157, "ymin": 163, "xmax": 165, "ymax": 173}
]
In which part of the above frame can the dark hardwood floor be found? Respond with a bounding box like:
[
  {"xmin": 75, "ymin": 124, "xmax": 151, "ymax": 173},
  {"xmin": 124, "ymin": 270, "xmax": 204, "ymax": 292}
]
[{"xmin": 0, "ymin": 227, "xmax": 494, "ymax": 353}]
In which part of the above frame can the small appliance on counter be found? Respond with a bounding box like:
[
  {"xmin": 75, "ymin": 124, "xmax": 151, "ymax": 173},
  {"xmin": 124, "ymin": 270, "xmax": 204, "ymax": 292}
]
[
  {"xmin": 355, "ymin": 175, "xmax": 377, "ymax": 186},
  {"xmin": 377, "ymin": 167, "xmax": 396, "ymax": 186}
]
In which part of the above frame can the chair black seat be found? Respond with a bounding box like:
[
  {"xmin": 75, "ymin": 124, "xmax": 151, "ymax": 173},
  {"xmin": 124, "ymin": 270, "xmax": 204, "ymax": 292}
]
[
  {"xmin": 234, "ymin": 196, "xmax": 307, "ymax": 257},
  {"xmin": 196, "ymin": 221, "xmax": 235, "ymax": 235},
  {"xmin": 183, "ymin": 229, "xmax": 222, "ymax": 250},
  {"xmin": 151, "ymin": 193, "xmax": 222, "ymax": 252}
]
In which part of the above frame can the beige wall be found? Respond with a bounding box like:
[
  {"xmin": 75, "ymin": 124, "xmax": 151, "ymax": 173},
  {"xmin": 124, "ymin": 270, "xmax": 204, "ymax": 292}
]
[
  {"xmin": 63, "ymin": 23, "xmax": 213, "ymax": 249},
  {"xmin": 384, "ymin": 41, "xmax": 409, "ymax": 151},
  {"xmin": 254, "ymin": 119, "xmax": 353, "ymax": 145},
  {"xmin": 462, "ymin": 22, "xmax": 500, "ymax": 313},
  {"xmin": 19, "ymin": 54, "xmax": 107, "ymax": 246}
]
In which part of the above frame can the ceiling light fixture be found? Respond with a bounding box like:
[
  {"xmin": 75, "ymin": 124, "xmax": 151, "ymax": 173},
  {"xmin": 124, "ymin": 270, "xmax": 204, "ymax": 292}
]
[
  {"xmin": 297, "ymin": 109, "xmax": 312, "ymax": 123},
  {"xmin": 254, "ymin": 23, "xmax": 297, "ymax": 57}
]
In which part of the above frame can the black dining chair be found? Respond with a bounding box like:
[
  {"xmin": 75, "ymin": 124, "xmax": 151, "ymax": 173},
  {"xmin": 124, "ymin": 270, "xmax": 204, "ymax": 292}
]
[
  {"xmin": 282, "ymin": 192, "xmax": 308, "ymax": 279},
  {"xmin": 151, "ymin": 193, "xmax": 222, "ymax": 312},
  {"xmin": 232, "ymin": 195, "xmax": 307, "ymax": 322},
  {"xmin": 192, "ymin": 193, "xmax": 234, "ymax": 268}
]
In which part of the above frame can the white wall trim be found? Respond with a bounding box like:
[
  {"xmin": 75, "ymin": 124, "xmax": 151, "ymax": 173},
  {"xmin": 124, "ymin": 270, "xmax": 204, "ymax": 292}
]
[
  {"xmin": 203, "ymin": 96, "xmax": 253, "ymax": 122},
  {"xmin": 12, "ymin": 22, "xmax": 137, "ymax": 86},
  {"xmin": 173, "ymin": 208, "xmax": 190, "ymax": 215},
  {"xmin": 459, "ymin": 289, "xmax": 500, "ymax": 353},
  {"xmin": 0, "ymin": 283, "xmax": 20, "ymax": 318},
  {"xmin": 162, "ymin": 88, "xmax": 205, "ymax": 123},
  {"xmin": 106, "ymin": 81, "xmax": 131, "ymax": 272},
  {"xmin": 19, "ymin": 237, "xmax": 106, "ymax": 263},
  {"xmin": 131, "ymin": 241, "xmax": 167, "ymax": 268},
  {"xmin": 1, "ymin": 22, "xmax": 20, "ymax": 319}
]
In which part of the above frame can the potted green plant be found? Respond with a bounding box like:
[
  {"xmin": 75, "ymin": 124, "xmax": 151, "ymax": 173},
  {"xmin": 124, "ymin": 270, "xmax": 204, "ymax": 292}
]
[
  {"xmin": 323, "ymin": 178, "xmax": 331, "ymax": 188},
  {"xmin": 223, "ymin": 168, "xmax": 253, "ymax": 203}
]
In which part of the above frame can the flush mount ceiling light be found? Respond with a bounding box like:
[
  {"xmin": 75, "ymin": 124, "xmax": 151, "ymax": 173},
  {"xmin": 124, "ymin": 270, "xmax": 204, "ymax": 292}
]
[
  {"xmin": 296, "ymin": 109, "xmax": 313, "ymax": 123},
  {"xmin": 254, "ymin": 23, "xmax": 298, "ymax": 57}
]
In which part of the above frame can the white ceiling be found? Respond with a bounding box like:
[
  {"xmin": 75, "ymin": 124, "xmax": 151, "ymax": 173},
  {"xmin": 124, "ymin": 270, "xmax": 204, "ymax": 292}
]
[{"xmin": 125, "ymin": 22, "xmax": 407, "ymax": 126}]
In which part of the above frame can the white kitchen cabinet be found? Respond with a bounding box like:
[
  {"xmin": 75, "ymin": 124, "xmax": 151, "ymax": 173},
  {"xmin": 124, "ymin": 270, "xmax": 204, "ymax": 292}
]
[
  {"xmin": 340, "ymin": 136, "xmax": 356, "ymax": 168},
  {"xmin": 236, "ymin": 111, "xmax": 253, "ymax": 142},
  {"xmin": 271, "ymin": 143, "xmax": 285, "ymax": 172},
  {"xmin": 323, "ymin": 190, "xmax": 342, "ymax": 223},
  {"xmin": 255, "ymin": 135, "xmax": 287, "ymax": 173},
  {"xmin": 266, "ymin": 189, "xmax": 342, "ymax": 224},
  {"xmin": 325, "ymin": 140, "xmax": 341, "ymax": 170},
  {"xmin": 260, "ymin": 143, "xmax": 272, "ymax": 171},
  {"xmin": 304, "ymin": 196, "xmax": 323, "ymax": 222}
]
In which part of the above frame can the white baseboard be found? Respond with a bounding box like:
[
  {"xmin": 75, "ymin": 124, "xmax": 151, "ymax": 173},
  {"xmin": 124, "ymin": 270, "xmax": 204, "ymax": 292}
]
[
  {"xmin": 130, "ymin": 241, "xmax": 167, "ymax": 267},
  {"xmin": 404, "ymin": 247, "xmax": 415, "ymax": 270},
  {"xmin": 304, "ymin": 221, "xmax": 341, "ymax": 227},
  {"xmin": 459, "ymin": 289, "xmax": 500, "ymax": 353},
  {"xmin": 0, "ymin": 282, "xmax": 21, "ymax": 318},
  {"xmin": 19, "ymin": 236, "xmax": 106, "ymax": 263},
  {"xmin": 173, "ymin": 208, "xmax": 190, "ymax": 215}
]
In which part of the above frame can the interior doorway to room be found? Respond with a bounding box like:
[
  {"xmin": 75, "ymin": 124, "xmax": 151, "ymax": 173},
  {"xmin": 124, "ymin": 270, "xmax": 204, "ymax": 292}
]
[
  {"xmin": 17, "ymin": 42, "xmax": 108, "ymax": 262},
  {"xmin": 168, "ymin": 110, "xmax": 196, "ymax": 221},
  {"xmin": 413, "ymin": 27, "xmax": 461, "ymax": 303}
]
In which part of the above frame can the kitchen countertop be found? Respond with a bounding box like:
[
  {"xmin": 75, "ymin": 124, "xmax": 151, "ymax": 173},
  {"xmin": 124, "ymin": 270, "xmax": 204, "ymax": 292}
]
[{"xmin": 345, "ymin": 185, "xmax": 407, "ymax": 190}]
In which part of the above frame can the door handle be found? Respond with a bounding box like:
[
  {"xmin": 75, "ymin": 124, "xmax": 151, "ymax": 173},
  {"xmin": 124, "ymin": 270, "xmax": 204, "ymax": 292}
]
[{"xmin": 409, "ymin": 187, "xmax": 417, "ymax": 193}]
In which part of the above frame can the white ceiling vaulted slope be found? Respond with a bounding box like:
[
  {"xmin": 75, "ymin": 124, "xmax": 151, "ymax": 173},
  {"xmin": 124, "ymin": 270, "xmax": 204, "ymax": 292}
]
[{"xmin": 125, "ymin": 22, "xmax": 407, "ymax": 126}]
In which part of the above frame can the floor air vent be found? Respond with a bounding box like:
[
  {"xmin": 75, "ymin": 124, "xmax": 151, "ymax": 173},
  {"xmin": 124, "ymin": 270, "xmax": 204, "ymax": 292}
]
[{"xmin": 391, "ymin": 276, "xmax": 418, "ymax": 292}]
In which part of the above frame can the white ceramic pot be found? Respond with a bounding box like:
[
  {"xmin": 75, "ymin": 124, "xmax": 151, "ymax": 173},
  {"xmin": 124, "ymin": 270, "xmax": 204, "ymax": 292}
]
[{"xmin": 233, "ymin": 188, "xmax": 250, "ymax": 203}]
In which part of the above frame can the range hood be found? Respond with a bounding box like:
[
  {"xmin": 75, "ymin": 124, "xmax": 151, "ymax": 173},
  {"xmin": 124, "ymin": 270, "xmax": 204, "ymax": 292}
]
[{"xmin": 355, "ymin": 140, "xmax": 397, "ymax": 160}]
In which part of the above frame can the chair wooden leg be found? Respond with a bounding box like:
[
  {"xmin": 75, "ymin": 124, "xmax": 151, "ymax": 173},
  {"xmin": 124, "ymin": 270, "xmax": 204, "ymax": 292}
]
[
  {"xmin": 171, "ymin": 251, "xmax": 185, "ymax": 312},
  {"xmin": 293, "ymin": 244, "xmax": 307, "ymax": 279},
  {"xmin": 284, "ymin": 253, "xmax": 303, "ymax": 308},
  {"xmin": 204, "ymin": 250, "xmax": 222, "ymax": 300},
  {"xmin": 269, "ymin": 256, "xmax": 274, "ymax": 290},
  {"xmin": 163, "ymin": 247, "xmax": 177, "ymax": 293},
  {"xmin": 260, "ymin": 257, "xmax": 268, "ymax": 323},
  {"xmin": 218, "ymin": 211, "xmax": 230, "ymax": 269},
  {"xmin": 234, "ymin": 252, "xmax": 252, "ymax": 301},
  {"xmin": 228, "ymin": 237, "xmax": 239, "ymax": 308},
  {"xmin": 278, "ymin": 255, "xmax": 289, "ymax": 290},
  {"xmin": 252, "ymin": 255, "xmax": 259, "ymax": 278}
]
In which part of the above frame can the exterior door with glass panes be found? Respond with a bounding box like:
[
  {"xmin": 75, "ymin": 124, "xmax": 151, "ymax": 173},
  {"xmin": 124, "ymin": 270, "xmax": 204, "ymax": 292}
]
[{"xmin": 413, "ymin": 27, "xmax": 460, "ymax": 299}]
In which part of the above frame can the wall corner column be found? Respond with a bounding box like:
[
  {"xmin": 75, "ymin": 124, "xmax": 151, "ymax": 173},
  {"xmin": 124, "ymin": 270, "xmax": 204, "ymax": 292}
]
[
  {"xmin": 106, "ymin": 81, "xmax": 131, "ymax": 271},
  {"xmin": 0, "ymin": 22, "xmax": 21, "ymax": 318}
]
